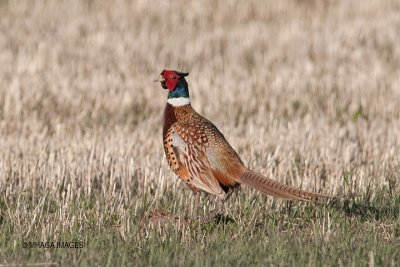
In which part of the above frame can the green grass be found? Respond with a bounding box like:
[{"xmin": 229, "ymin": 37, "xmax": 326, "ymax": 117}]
[{"xmin": 1, "ymin": 187, "xmax": 399, "ymax": 266}]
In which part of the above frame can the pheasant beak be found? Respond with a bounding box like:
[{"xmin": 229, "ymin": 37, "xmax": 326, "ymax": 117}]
[
  {"xmin": 154, "ymin": 75, "xmax": 168, "ymax": 89},
  {"xmin": 153, "ymin": 75, "xmax": 165, "ymax": 83}
]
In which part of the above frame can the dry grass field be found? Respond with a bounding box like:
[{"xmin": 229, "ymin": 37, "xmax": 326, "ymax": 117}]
[{"xmin": 0, "ymin": 0, "xmax": 400, "ymax": 265}]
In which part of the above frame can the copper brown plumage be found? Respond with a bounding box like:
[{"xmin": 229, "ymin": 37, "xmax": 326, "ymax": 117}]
[{"xmin": 156, "ymin": 69, "xmax": 332, "ymax": 202}]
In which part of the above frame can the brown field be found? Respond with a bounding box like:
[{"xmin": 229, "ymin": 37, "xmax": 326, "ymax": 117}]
[{"xmin": 0, "ymin": 0, "xmax": 399, "ymax": 265}]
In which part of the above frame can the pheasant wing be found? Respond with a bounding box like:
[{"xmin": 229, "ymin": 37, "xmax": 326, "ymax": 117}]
[{"xmin": 172, "ymin": 122, "xmax": 225, "ymax": 198}]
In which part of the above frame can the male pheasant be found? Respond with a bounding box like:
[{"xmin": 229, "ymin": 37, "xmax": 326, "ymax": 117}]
[{"xmin": 155, "ymin": 70, "xmax": 331, "ymax": 202}]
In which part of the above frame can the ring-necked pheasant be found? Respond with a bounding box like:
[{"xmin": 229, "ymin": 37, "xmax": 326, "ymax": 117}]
[{"xmin": 155, "ymin": 70, "xmax": 331, "ymax": 202}]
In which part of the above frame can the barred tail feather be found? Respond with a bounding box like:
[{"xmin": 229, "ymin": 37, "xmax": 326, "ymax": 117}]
[{"xmin": 239, "ymin": 170, "xmax": 332, "ymax": 202}]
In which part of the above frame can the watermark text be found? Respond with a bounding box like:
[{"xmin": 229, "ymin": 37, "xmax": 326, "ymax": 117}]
[{"xmin": 22, "ymin": 241, "xmax": 84, "ymax": 249}]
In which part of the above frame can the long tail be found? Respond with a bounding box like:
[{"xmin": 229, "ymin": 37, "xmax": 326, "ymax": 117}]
[{"xmin": 239, "ymin": 169, "xmax": 332, "ymax": 202}]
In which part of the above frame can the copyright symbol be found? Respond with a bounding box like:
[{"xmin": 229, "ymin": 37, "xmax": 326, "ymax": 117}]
[{"xmin": 22, "ymin": 241, "xmax": 27, "ymax": 248}]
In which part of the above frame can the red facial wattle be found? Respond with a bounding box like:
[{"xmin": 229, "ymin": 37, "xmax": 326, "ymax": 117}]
[{"xmin": 161, "ymin": 70, "xmax": 180, "ymax": 91}]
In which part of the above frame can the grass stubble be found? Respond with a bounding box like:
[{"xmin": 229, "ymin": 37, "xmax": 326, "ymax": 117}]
[{"xmin": 0, "ymin": 0, "xmax": 399, "ymax": 266}]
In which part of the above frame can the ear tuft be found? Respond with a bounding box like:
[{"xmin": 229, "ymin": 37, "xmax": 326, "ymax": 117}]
[{"xmin": 177, "ymin": 71, "xmax": 189, "ymax": 77}]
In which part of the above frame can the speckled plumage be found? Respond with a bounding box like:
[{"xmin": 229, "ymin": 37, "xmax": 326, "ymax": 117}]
[{"xmin": 163, "ymin": 103, "xmax": 243, "ymax": 198}]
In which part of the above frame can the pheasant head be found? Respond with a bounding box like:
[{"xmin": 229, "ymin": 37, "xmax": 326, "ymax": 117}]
[{"xmin": 155, "ymin": 70, "xmax": 190, "ymax": 106}]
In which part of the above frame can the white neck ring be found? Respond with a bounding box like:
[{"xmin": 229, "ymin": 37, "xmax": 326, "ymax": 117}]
[{"xmin": 167, "ymin": 97, "xmax": 191, "ymax": 106}]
